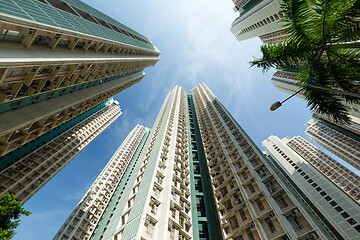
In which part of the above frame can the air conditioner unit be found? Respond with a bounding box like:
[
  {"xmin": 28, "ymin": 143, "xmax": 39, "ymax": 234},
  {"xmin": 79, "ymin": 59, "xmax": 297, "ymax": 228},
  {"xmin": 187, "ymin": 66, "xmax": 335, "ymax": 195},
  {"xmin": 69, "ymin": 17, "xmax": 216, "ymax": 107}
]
[
  {"xmin": 28, "ymin": 29, "xmax": 34, "ymax": 35},
  {"xmin": 268, "ymin": 213, "xmax": 274, "ymax": 218},
  {"xmin": 292, "ymin": 209, "xmax": 300, "ymax": 215},
  {"xmin": 307, "ymin": 233, "xmax": 318, "ymax": 239},
  {"xmin": 250, "ymin": 222, "xmax": 255, "ymax": 228}
]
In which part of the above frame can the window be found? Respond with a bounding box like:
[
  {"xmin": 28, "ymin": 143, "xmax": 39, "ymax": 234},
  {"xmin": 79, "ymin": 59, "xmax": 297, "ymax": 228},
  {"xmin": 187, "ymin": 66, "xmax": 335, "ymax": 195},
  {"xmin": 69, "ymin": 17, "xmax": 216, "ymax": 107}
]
[
  {"xmin": 275, "ymin": 196, "xmax": 288, "ymax": 209},
  {"xmin": 335, "ymin": 206, "xmax": 343, "ymax": 212},
  {"xmin": 242, "ymin": 171, "xmax": 248, "ymax": 180},
  {"xmin": 257, "ymin": 169, "xmax": 266, "ymax": 177},
  {"xmin": 265, "ymin": 217, "xmax": 276, "ymax": 233},
  {"xmin": 229, "ymin": 216, "xmax": 239, "ymax": 229},
  {"xmin": 150, "ymin": 203, "xmax": 157, "ymax": 215},
  {"xmin": 256, "ymin": 199, "xmax": 265, "ymax": 211},
  {"xmin": 248, "ymin": 184, "xmax": 255, "ymax": 193},
  {"xmin": 347, "ymin": 218, "xmax": 357, "ymax": 225},
  {"xmin": 236, "ymin": 162, "xmax": 242, "ymax": 169},
  {"xmin": 169, "ymin": 226, "xmax": 175, "ymax": 240},
  {"xmin": 146, "ymin": 220, "xmax": 155, "ymax": 237},
  {"xmin": 287, "ymin": 216, "xmax": 304, "ymax": 231},
  {"xmin": 171, "ymin": 208, "xmax": 176, "ymax": 218},
  {"xmin": 240, "ymin": 210, "xmax": 247, "ymax": 221},
  {"xmin": 246, "ymin": 228, "xmax": 255, "ymax": 240}
]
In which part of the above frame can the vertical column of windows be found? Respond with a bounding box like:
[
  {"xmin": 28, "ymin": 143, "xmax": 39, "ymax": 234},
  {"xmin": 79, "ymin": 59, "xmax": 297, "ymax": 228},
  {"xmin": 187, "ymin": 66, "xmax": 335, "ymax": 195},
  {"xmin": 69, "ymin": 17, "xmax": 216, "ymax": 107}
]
[
  {"xmin": 192, "ymin": 84, "xmax": 321, "ymax": 240},
  {"xmin": 168, "ymin": 88, "xmax": 192, "ymax": 240},
  {"xmin": 54, "ymin": 125, "xmax": 146, "ymax": 240}
]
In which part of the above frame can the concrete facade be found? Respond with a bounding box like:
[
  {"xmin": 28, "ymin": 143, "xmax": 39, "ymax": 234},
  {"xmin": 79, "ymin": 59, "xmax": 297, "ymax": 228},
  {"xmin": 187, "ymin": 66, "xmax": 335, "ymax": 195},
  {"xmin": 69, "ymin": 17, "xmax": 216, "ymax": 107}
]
[
  {"xmin": 305, "ymin": 118, "xmax": 360, "ymax": 171},
  {"xmin": 287, "ymin": 136, "xmax": 360, "ymax": 204},
  {"xmin": 263, "ymin": 135, "xmax": 360, "ymax": 239}
]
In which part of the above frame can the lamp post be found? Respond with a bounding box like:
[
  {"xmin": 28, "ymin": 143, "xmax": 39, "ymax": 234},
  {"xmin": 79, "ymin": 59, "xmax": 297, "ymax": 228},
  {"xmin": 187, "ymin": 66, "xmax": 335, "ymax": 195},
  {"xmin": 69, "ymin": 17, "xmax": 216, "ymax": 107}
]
[
  {"xmin": 270, "ymin": 85, "xmax": 360, "ymax": 111},
  {"xmin": 270, "ymin": 88, "xmax": 303, "ymax": 111}
]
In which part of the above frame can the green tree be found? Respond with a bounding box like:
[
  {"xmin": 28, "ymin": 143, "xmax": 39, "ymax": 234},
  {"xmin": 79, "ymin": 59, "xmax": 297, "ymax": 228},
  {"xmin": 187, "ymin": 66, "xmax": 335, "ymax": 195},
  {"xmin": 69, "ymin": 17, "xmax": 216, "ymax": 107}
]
[
  {"xmin": 250, "ymin": 0, "xmax": 360, "ymax": 122},
  {"xmin": 0, "ymin": 194, "xmax": 31, "ymax": 240}
]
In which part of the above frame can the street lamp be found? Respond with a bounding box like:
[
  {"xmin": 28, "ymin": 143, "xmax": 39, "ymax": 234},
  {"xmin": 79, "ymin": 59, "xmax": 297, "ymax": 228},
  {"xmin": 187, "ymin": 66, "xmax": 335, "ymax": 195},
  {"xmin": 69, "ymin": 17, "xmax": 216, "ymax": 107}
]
[
  {"xmin": 270, "ymin": 88, "xmax": 303, "ymax": 111},
  {"xmin": 270, "ymin": 85, "xmax": 360, "ymax": 111}
]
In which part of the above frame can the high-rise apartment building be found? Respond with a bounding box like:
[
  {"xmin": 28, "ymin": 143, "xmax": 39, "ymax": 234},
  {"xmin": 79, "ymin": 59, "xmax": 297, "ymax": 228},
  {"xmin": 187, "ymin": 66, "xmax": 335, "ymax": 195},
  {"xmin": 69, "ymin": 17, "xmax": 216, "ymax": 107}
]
[
  {"xmin": 56, "ymin": 83, "xmax": 358, "ymax": 240},
  {"xmin": 192, "ymin": 84, "xmax": 336, "ymax": 240},
  {"xmin": 263, "ymin": 135, "xmax": 360, "ymax": 239},
  {"xmin": 0, "ymin": 98, "xmax": 121, "ymax": 202},
  {"xmin": 286, "ymin": 136, "xmax": 360, "ymax": 203},
  {"xmin": 0, "ymin": 0, "xmax": 160, "ymax": 157},
  {"xmin": 305, "ymin": 117, "xmax": 360, "ymax": 171},
  {"xmin": 230, "ymin": 0, "xmax": 287, "ymax": 43},
  {"xmin": 0, "ymin": 0, "xmax": 159, "ymax": 202},
  {"xmin": 54, "ymin": 124, "xmax": 149, "ymax": 240}
]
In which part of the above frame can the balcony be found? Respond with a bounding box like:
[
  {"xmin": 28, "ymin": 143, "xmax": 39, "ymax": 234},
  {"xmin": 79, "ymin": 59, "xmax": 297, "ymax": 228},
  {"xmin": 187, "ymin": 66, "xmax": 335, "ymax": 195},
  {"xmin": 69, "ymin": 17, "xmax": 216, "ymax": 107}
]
[
  {"xmin": 260, "ymin": 216, "xmax": 286, "ymax": 240},
  {"xmin": 241, "ymin": 176, "xmax": 254, "ymax": 186}
]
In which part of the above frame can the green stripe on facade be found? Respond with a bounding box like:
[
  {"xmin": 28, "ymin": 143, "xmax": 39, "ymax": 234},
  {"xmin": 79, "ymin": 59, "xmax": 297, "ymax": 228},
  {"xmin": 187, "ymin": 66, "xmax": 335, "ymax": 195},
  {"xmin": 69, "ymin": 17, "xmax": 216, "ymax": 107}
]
[
  {"xmin": 187, "ymin": 94, "xmax": 223, "ymax": 240},
  {"xmin": 0, "ymin": 69, "xmax": 143, "ymax": 114},
  {"xmin": 92, "ymin": 130, "xmax": 150, "ymax": 240}
]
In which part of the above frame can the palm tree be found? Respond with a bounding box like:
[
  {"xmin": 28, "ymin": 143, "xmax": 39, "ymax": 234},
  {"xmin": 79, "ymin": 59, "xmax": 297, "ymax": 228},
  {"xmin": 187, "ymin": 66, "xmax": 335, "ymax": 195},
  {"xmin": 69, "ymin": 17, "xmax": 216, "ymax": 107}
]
[{"xmin": 250, "ymin": 0, "xmax": 360, "ymax": 122}]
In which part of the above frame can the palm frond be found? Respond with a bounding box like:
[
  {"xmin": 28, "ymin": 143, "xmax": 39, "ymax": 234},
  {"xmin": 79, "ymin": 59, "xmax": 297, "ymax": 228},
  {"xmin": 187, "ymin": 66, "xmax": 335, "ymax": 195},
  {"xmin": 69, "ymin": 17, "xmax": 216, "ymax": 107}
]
[
  {"xmin": 280, "ymin": 0, "xmax": 316, "ymax": 42},
  {"xmin": 330, "ymin": 0, "xmax": 360, "ymax": 42},
  {"xmin": 250, "ymin": 39, "xmax": 318, "ymax": 71},
  {"xmin": 304, "ymin": 87, "xmax": 350, "ymax": 123}
]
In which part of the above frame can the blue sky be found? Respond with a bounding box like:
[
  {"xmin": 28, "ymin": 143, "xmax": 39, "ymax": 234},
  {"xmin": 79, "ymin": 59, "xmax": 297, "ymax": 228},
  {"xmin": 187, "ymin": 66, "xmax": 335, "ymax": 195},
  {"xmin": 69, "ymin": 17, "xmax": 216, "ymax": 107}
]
[{"xmin": 13, "ymin": 0, "xmax": 359, "ymax": 239}]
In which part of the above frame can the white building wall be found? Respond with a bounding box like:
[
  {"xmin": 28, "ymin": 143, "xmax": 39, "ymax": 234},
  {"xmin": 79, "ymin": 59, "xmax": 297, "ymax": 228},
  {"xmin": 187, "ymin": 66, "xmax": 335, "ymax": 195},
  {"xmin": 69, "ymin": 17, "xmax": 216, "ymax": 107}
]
[
  {"xmin": 263, "ymin": 136, "xmax": 360, "ymax": 239},
  {"xmin": 230, "ymin": 0, "xmax": 285, "ymax": 42}
]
